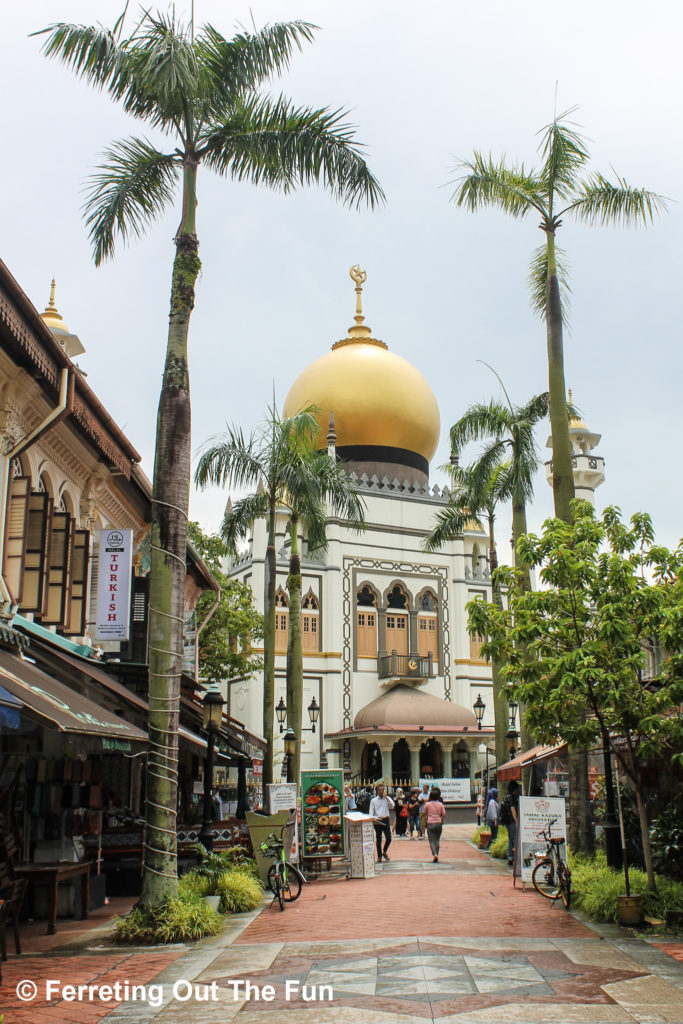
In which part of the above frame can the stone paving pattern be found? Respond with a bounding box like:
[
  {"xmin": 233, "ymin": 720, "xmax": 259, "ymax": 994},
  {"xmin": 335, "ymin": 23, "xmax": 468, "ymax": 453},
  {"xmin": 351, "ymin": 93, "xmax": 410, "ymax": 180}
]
[{"xmin": 1, "ymin": 826, "xmax": 682, "ymax": 1023}]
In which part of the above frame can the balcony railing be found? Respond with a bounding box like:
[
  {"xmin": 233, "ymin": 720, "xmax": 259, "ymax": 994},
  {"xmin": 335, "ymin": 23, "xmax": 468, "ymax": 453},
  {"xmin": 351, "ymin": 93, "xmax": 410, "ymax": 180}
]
[{"xmin": 378, "ymin": 651, "xmax": 434, "ymax": 680}]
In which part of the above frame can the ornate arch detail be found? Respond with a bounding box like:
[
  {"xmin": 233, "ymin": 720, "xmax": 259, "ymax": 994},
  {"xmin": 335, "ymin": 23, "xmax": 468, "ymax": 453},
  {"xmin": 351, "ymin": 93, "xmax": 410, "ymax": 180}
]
[
  {"xmin": 382, "ymin": 580, "xmax": 412, "ymax": 610},
  {"xmin": 416, "ymin": 585, "xmax": 438, "ymax": 612},
  {"xmin": 275, "ymin": 585, "xmax": 289, "ymax": 608},
  {"xmin": 355, "ymin": 582, "xmax": 378, "ymax": 607},
  {"xmin": 302, "ymin": 588, "xmax": 319, "ymax": 611}
]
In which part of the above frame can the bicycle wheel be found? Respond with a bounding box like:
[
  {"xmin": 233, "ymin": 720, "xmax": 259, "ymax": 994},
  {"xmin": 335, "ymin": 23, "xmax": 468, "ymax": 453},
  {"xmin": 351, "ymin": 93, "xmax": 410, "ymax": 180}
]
[
  {"xmin": 532, "ymin": 857, "xmax": 561, "ymax": 899},
  {"xmin": 282, "ymin": 863, "xmax": 303, "ymax": 902},
  {"xmin": 273, "ymin": 867, "xmax": 285, "ymax": 911},
  {"xmin": 560, "ymin": 863, "xmax": 572, "ymax": 909}
]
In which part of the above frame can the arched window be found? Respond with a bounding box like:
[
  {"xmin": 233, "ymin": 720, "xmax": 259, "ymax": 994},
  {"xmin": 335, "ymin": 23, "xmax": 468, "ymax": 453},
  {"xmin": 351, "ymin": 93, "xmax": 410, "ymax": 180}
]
[
  {"xmin": 385, "ymin": 584, "xmax": 408, "ymax": 655},
  {"xmin": 356, "ymin": 586, "xmax": 377, "ymax": 658},
  {"xmin": 275, "ymin": 586, "xmax": 289, "ymax": 652},
  {"xmin": 468, "ymin": 591, "xmax": 487, "ymax": 662},
  {"xmin": 302, "ymin": 589, "xmax": 320, "ymax": 652},
  {"xmin": 417, "ymin": 589, "xmax": 438, "ymax": 662}
]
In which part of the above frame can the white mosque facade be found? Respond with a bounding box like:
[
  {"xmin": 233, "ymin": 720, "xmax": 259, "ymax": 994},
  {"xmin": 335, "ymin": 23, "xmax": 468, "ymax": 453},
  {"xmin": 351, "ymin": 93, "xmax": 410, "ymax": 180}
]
[{"xmin": 226, "ymin": 269, "xmax": 498, "ymax": 787}]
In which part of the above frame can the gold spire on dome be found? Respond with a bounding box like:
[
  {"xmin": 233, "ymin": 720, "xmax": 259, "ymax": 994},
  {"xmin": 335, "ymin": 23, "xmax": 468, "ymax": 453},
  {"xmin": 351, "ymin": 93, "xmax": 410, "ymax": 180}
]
[
  {"xmin": 332, "ymin": 265, "xmax": 387, "ymax": 350},
  {"xmin": 567, "ymin": 388, "xmax": 587, "ymax": 429},
  {"xmin": 41, "ymin": 279, "xmax": 68, "ymax": 333}
]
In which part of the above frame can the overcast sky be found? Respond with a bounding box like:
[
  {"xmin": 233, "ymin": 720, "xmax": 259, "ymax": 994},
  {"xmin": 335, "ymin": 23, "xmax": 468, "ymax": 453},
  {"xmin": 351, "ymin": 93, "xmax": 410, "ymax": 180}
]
[{"xmin": 3, "ymin": 0, "xmax": 681, "ymax": 558}]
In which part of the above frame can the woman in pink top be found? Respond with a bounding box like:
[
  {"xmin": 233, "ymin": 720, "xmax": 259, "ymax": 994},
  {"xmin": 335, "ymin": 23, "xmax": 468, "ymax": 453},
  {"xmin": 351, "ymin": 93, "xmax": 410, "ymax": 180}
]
[{"xmin": 424, "ymin": 788, "xmax": 446, "ymax": 862}]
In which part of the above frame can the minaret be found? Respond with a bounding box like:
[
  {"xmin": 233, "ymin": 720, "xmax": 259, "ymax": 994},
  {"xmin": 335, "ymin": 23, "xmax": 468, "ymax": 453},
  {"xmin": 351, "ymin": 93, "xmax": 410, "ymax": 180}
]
[
  {"xmin": 40, "ymin": 280, "xmax": 85, "ymax": 359},
  {"xmin": 545, "ymin": 391, "xmax": 605, "ymax": 506},
  {"xmin": 327, "ymin": 411, "xmax": 337, "ymax": 460}
]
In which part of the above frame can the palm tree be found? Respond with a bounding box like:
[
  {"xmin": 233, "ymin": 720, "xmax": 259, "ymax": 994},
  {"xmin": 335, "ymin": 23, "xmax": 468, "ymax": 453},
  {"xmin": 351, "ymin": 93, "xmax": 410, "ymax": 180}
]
[
  {"xmin": 195, "ymin": 408, "xmax": 365, "ymax": 788},
  {"xmin": 450, "ymin": 109, "xmax": 666, "ymax": 525},
  {"xmin": 450, "ymin": 112, "xmax": 665, "ymax": 853},
  {"xmin": 283, "ymin": 447, "xmax": 364, "ymax": 783},
  {"xmin": 424, "ymin": 459, "xmax": 511, "ymax": 765},
  {"xmin": 38, "ymin": 11, "xmax": 383, "ymax": 906}
]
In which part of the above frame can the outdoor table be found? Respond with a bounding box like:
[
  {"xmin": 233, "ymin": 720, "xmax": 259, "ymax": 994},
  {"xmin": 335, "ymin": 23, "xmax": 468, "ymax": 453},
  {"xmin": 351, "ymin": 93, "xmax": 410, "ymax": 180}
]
[{"xmin": 14, "ymin": 862, "xmax": 90, "ymax": 935}]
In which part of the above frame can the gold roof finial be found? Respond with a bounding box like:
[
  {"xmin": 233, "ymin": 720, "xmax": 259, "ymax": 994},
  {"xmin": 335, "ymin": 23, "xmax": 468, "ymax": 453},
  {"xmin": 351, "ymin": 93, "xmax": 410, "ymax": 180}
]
[
  {"xmin": 333, "ymin": 265, "xmax": 387, "ymax": 350},
  {"xmin": 42, "ymin": 278, "xmax": 64, "ymax": 325}
]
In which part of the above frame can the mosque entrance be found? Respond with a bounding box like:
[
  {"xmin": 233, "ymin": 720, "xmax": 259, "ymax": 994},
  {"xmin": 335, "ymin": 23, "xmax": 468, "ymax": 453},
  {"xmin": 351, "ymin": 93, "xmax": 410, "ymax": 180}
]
[
  {"xmin": 361, "ymin": 741, "xmax": 383, "ymax": 781},
  {"xmin": 419, "ymin": 737, "xmax": 443, "ymax": 778},
  {"xmin": 391, "ymin": 738, "xmax": 411, "ymax": 785}
]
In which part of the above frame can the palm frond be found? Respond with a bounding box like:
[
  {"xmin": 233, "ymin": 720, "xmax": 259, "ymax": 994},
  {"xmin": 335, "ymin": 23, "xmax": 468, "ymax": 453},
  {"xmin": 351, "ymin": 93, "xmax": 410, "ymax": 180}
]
[
  {"xmin": 449, "ymin": 152, "xmax": 546, "ymax": 218},
  {"xmin": 221, "ymin": 492, "xmax": 269, "ymax": 552},
  {"xmin": 528, "ymin": 243, "xmax": 572, "ymax": 325},
  {"xmin": 121, "ymin": 10, "xmax": 201, "ymax": 130},
  {"xmin": 564, "ymin": 172, "xmax": 668, "ymax": 227},
  {"xmin": 194, "ymin": 427, "xmax": 263, "ymax": 490},
  {"xmin": 537, "ymin": 110, "xmax": 589, "ymax": 200},
  {"xmin": 34, "ymin": 21, "xmax": 123, "ymax": 88},
  {"xmin": 199, "ymin": 94, "xmax": 384, "ymax": 209},
  {"xmin": 423, "ymin": 500, "xmax": 484, "ymax": 552},
  {"xmin": 199, "ymin": 21, "xmax": 317, "ymax": 99},
  {"xmin": 449, "ymin": 400, "xmax": 511, "ymax": 454},
  {"xmin": 83, "ymin": 138, "xmax": 180, "ymax": 264},
  {"xmin": 517, "ymin": 392, "xmax": 550, "ymax": 425}
]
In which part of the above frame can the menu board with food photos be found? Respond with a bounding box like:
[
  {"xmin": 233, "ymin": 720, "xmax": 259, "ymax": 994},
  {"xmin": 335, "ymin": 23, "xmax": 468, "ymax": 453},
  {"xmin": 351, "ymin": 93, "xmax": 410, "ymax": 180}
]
[{"xmin": 301, "ymin": 768, "xmax": 344, "ymax": 858}]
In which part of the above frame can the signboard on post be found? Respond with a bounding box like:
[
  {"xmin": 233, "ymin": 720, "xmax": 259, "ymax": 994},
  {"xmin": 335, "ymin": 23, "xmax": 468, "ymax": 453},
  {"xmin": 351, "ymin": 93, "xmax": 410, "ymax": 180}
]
[
  {"xmin": 301, "ymin": 768, "xmax": 344, "ymax": 858},
  {"xmin": 420, "ymin": 777, "xmax": 471, "ymax": 802},
  {"xmin": 95, "ymin": 529, "xmax": 133, "ymax": 640},
  {"xmin": 267, "ymin": 783, "xmax": 297, "ymax": 814},
  {"xmin": 516, "ymin": 795, "xmax": 567, "ymax": 883}
]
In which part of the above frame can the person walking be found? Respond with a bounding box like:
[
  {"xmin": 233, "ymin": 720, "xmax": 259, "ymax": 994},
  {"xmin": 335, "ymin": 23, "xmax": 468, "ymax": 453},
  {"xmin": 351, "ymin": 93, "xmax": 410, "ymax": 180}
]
[
  {"xmin": 369, "ymin": 783, "xmax": 394, "ymax": 862},
  {"xmin": 394, "ymin": 788, "xmax": 408, "ymax": 837},
  {"xmin": 424, "ymin": 787, "xmax": 447, "ymax": 862},
  {"xmin": 503, "ymin": 780, "xmax": 520, "ymax": 866},
  {"xmin": 476, "ymin": 787, "xmax": 484, "ymax": 826},
  {"xmin": 485, "ymin": 787, "xmax": 499, "ymax": 850},
  {"xmin": 407, "ymin": 788, "xmax": 421, "ymax": 838},
  {"xmin": 418, "ymin": 781, "xmax": 430, "ymax": 839}
]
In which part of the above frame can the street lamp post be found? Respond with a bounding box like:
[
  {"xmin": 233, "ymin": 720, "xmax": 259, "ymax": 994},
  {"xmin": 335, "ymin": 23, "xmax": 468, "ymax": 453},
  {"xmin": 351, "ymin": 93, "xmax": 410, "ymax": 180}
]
[
  {"xmin": 198, "ymin": 682, "xmax": 224, "ymax": 852},
  {"xmin": 507, "ymin": 698, "xmax": 519, "ymax": 759},
  {"xmin": 283, "ymin": 727, "xmax": 297, "ymax": 784},
  {"xmin": 473, "ymin": 695, "xmax": 489, "ymax": 791},
  {"xmin": 276, "ymin": 696, "xmax": 323, "ymax": 771}
]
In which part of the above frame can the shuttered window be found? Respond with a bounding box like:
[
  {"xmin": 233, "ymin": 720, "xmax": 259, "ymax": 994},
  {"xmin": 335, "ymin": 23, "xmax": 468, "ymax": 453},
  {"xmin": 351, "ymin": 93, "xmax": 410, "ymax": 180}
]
[
  {"xmin": 64, "ymin": 529, "xmax": 90, "ymax": 636},
  {"xmin": 418, "ymin": 615, "xmax": 438, "ymax": 660},
  {"xmin": 3, "ymin": 476, "xmax": 30, "ymax": 603},
  {"xmin": 385, "ymin": 613, "xmax": 408, "ymax": 655},
  {"xmin": 42, "ymin": 511, "xmax": 73, "ymax": 624},
  {"xmin": 22, "ymin": 492, "xmax": 52, "ymax": 612},
  {"xmin": 357, "ymin": 610, "xmax": 377, "ymax": 657}
]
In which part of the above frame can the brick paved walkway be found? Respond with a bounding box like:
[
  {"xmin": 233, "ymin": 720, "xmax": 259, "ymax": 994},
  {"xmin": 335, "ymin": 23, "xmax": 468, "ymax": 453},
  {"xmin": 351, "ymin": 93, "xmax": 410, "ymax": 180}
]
[{"xmin": 1, "ymin": 831, "xmax": 682, "ymax": 1024}]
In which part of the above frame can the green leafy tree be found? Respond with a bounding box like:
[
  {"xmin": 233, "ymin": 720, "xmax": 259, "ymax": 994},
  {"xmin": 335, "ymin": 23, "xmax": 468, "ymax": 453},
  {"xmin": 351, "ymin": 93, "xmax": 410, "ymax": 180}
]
[
  {"xmin": 38, "ymin": 10, "xmax": 382, "ymax": 906},
  {"xmin": 187, "ymin": 521, "xmax": 263, "ymax": 684},
  {"xmin": 450, "ymin": 112, "xmax": 665, "ymax": 853},
  {"xmin": 467, "ymin": 500, "xmax": 683, "ymax": 890}
]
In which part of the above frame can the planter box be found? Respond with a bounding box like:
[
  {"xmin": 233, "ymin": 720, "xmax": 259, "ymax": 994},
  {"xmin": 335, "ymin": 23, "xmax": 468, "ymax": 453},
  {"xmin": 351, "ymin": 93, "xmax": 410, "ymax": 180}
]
[
  {"xmin": 478, "ymin": 831, "xmax": 491, "ymax": 849},
  {"xmin": 617, "ymin": 894, "xmax": 643, "ymax": 926}
]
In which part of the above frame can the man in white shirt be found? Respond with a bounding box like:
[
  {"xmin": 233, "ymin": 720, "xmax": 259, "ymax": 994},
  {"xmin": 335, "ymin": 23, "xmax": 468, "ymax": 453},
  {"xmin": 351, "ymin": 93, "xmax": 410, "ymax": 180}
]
[{"xmin": 369, "ymin": 784, "xmax": 394, "ymax": 862}]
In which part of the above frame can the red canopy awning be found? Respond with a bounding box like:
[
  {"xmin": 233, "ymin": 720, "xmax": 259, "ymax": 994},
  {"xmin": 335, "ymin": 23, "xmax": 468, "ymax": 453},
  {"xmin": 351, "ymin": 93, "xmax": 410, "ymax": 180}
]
[{"xmin": 497, "ymin": 742, "xmax": 567, "ymax": 782}]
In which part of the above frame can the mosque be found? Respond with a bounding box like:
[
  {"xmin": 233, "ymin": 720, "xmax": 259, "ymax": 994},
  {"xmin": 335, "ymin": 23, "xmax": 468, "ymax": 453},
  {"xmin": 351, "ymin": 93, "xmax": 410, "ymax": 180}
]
[{"xmin": 226, "ymin": 267, "xmax": 499, "ymax": 789}]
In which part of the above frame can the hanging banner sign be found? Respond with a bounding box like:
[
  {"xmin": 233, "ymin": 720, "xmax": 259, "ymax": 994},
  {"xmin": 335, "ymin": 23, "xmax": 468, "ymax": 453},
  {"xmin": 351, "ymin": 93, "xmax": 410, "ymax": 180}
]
[
  {"xmin": 301, "ymin": 768, "xmax": 344, "ymax": 858},
  {"xmin": 517, "ymin": 796, "xmax": 567, "ymax": 883},
  {"xmin": 96, "ymin": 529, "xmax": 133, "ymax": 640},
  {"xmin": 420, "ymin": 777, "xmax": 471, "ymax": 802}
]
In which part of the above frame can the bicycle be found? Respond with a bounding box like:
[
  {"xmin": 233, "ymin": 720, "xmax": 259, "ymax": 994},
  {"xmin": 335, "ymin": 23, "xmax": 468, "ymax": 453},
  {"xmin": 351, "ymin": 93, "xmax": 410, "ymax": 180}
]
[
  {"xmin": 260, "ymin": 820, "xmax": 306, "ymax": 910},
  {"xmin": 531, "ymin": 817, "xmax": 572, "ymax": 909}
]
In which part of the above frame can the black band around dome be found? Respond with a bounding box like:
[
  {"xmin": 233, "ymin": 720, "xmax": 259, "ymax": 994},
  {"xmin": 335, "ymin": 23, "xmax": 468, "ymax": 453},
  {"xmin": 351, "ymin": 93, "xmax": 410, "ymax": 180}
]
[{"xmin": 336, "ymin": 445, "xmax": 429, "ymax": 476}]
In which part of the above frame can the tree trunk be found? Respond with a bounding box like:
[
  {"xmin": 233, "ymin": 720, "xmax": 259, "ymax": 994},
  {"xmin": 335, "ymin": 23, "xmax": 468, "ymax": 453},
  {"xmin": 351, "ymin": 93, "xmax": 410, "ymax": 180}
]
[
  {"xmin": 635, "ymin": 783, "xmax": 657, "ymax": 892},
  {"xmin": 544, "ymin": 232, "xmax": 575, "ymax": 524},
  {"xmin": 286, "ymin": 517, "xmax": 303, "ymax": 784},
  {"xmin": 545, "ymin": 232, "xmax": 591, "ymax": 852},
  {"xmin": 262, "ymin": 503, "xmax": 276, "ymax": 792},
  {"xmin": 141, "ymin": 159, "xmax": 200, "ymax": 907},
  {"xmin": 487, "ymin": 513, "xmax": 508, "ymax": 769},
  {"xmin": 511, "ymin": 498, "xmax": 533, "ymax": 785}
]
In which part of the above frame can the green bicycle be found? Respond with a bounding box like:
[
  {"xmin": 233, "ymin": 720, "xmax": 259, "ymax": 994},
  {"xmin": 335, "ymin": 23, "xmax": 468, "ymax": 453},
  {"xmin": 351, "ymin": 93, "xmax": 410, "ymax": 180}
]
[{"xmin": 260, "ymin": 820, "xmax": 307, "ymax": 910}]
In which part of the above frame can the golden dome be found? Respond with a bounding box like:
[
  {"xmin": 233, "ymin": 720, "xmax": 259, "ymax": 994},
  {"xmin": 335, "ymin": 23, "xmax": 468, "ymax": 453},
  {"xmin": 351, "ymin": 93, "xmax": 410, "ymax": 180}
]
[
  {"xmin": 567, "ymin": 389, "xmax": 587, "ymax": 430},
  {"xmin": 283, "ymin": 267, "xmax": 440, "ymax": 464}
]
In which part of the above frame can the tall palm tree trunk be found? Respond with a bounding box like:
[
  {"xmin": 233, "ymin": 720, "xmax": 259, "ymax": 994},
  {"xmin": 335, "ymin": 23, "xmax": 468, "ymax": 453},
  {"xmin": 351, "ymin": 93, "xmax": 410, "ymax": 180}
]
[
  {"xmin": 263, "ymin": 502, "xmax": 277, "ymax": 792},
  {"xmin": 486, "ymin": 514, "xmax": 508, "ymax": 770},
  {"xmin": 286, "ymin": 516, "xmax": 303, "ymax": 784},
  {"xmin": 511, "ymin": 499, "xmax": 533, "ymax": 786},
  {"xmin": 141, "ymin": 162, "xmax": 200, "ymax": 908},
  {"xmin": 545, "ymin": 232, "xmax": 593, "ymax": 854}
]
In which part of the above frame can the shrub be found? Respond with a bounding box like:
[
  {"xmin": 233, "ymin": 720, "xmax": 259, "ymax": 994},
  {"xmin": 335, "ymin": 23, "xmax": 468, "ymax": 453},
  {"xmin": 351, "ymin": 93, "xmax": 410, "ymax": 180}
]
[
  {"xmin": 113, "ymin": 895, "xmax": 222, "ymax": 944},
  {"xmin": 472, "ymin": 824, "xmax": 490, "ymax": 844},
  {"xmin": 193, "ymin": 844, "xmax": 260, "ymax": 884},
  {"xmin": 490, "ymin": 826, "xmax": 509, "ymax": 859},
  {"xmin": 650, "ymin": 793, "xmax": 683, "ymax": 881},
  {"xmin": 178, "ymin": 869, "xmax": 213, "ymax": 900},
  {"xmin": 568, "ymin": 850, "xmax": 683, "ymax": 923},
  {"xmin": 216, "ymin": 870, "xmax": 264, "ymax": 913}
]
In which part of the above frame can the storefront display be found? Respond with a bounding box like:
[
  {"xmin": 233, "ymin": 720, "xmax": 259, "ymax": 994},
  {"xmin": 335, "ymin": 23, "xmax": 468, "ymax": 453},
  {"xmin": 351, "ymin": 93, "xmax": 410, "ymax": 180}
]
[{"xmin": 301, "ymin": 768, "xmax": 344, "ymax": 858}]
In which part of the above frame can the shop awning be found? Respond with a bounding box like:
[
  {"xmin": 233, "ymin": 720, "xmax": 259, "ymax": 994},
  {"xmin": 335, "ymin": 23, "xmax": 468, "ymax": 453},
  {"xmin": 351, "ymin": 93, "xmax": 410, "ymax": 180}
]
[
  {"xmin": 0, "ymin": 648, "xmax": 147, "ymax": 743},
  {"xmin": 497, "ymin": 742, "xmax": 567, "ymax": 782},
  {"xmin": 27, "ymin": 639, "xmax": 148, "ymax": 714}
]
